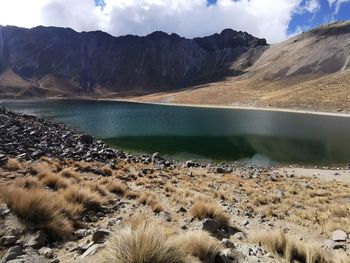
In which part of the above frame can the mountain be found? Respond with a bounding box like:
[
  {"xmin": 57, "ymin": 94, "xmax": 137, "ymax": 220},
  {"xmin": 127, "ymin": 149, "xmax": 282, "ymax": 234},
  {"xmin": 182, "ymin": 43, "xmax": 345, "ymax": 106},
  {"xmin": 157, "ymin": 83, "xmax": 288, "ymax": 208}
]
[
  {"xmin": 139, "ymin": 21, "xmax": 350, "ymax": 112},
  {"xmin": 0, "ymin": 25, "xmax": 267, "ymax": 98}
]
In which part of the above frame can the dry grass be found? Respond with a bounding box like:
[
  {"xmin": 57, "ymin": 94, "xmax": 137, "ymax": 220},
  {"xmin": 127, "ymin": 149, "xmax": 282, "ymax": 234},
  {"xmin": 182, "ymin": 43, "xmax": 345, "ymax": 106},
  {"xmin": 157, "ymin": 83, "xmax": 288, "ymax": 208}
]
[
  {"xmin": 39, "ymin": 172, "xmax": 69, "ymax": 190},
  {"xmin": 172, "ymin": 230, "xmax": 222, "ymax": 263},
  {"xmin": 5, "ymin": 158, "xmax": 23, "ymax": 171},
  {"xmin": 0, "ymin": 186, "xmax": 73, "ymax": 239},
  {"xmin": 61, "ymin": 186, "xmax": 104, "ymax": 212},
  {"xmin": 138, "ymin": 192, "xmax": 165, "ymax": 213},
  {"xmin": 100, "ymin": 220, "xmax": 186, "ymax": 263},
  {"xmin": 59, "ymin": 168, "xmax": 81, "ymax": 181},
  {"xmin": 125, "ymin": 190, "xmax": 140, "ymax": 200},
  {"xmin": 190, "ymin": 198, "xmax": 230, "ymax": 226},
  {"xmin": 250, "ymin": 231, "xmax": 350, "ymax": 263},
  {"xmin": 105, "ymin": 180, "xmax": 128, "ymax": 196},
  {"xmin": 15, "ymin": 177, "xmax": 42, "ymax": 189}
]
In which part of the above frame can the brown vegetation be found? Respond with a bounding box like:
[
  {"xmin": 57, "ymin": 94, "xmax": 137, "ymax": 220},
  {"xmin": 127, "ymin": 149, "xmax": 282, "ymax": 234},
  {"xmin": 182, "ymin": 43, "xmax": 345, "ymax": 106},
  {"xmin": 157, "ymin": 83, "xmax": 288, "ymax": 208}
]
[
  {"xmin": 190, "ymin": 198, "xmax": 230, "ymax": 226},
  {"xmin": 0, "ymin": 186, "xmax": 73, "ymax": 239},
  {"xmin": 100, "ymin": 220, "xmax": 186, "ymax": 263}
]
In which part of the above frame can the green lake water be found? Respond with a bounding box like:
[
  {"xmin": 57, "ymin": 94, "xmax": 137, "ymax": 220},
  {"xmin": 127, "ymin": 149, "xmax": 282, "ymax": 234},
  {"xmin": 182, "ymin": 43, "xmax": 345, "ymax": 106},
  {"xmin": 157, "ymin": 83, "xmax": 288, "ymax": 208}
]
[{"xmin": 1, "ymin": 99, "xmax": 350, "ymax": 165}]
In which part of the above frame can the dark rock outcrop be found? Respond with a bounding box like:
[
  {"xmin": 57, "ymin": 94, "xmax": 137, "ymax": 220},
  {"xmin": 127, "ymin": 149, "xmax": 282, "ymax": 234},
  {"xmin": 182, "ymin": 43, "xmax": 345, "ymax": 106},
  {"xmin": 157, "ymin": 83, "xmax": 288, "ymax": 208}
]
[{"xmin": 0, "ymin": 25, "xmax": 267, "ymax": 96}]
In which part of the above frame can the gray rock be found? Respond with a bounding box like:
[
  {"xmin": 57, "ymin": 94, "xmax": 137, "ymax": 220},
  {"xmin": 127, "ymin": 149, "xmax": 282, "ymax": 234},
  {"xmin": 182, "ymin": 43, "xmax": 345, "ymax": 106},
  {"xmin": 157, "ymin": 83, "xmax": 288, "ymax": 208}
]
[
  {"xmin": 25, "ymin": 230, "xmax": 48, "ymax": 249},
  {"xmin": 0, "ymin": 246, "xmax": 24, "ymax": 263},
  {"xmin": 221, "ymin": 238, "xmax": 236, "ymax": 249},
  {"xmin": 201, "ymin": 218, "xmax": 221, "ymax": 234},
  {"xmin": 185, "ymin": 160, "xmax": 195, "ymax": 168},
  {"xmin": 74, "ymin": 229, "xmax": 87, "ymax": 239},
  {"xmin": 157, "ymin": 211, "xmax": 172, "ymax": 222},
  {"xmin": 332, "ymin": 230, "xmax": 347, "ymax": 242},
  {"xmin": 1, "ymin": 236, "xmax": 18, "ymax": 246},
  {"xmin": 80, "ymin": 244, "xmax": 105, "ymax": 258},
  {"xmin": 38, "ymin": 247, "xmax": 54, "ymax": 259},
  {"xmin": 92, "ymin": 229, "xmax": 110, "ymax": 244},
  {"xmin": 232, "ymin": 232, "xmax": 246, "ymax": 240},
  {"xmin": 215, "ymin": 252, "xmax": 231, "ymax": 263}
]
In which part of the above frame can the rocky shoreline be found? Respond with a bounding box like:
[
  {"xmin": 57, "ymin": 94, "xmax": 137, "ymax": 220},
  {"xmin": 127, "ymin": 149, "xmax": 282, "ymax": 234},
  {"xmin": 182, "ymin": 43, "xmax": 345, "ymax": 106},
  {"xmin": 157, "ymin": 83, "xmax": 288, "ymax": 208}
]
[{"xmin": 0, "ymin": 106, "xmax": 270, "ymax": 178}]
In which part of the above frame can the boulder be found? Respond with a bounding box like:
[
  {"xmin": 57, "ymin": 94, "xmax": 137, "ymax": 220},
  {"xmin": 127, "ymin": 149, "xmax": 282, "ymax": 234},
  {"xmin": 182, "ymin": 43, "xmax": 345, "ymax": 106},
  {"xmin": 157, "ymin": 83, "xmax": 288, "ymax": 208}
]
[
  {"xmin": 38, "ymin": 247, "xmax": 54, "ymax": 259},
  {"xmin": 0, "ymin": 236, "xmax": 18, "ymax": 246},
  {"xmin": 92, "ymin": 229, "xmax": 110, "ymax": 244},
  {"xmin": 0, "ymin": 246, "xmax": 24, "ymax": 263},
  {"xmin": 332, "ymin": 230, "xmax": 347, "ymax": 242}
]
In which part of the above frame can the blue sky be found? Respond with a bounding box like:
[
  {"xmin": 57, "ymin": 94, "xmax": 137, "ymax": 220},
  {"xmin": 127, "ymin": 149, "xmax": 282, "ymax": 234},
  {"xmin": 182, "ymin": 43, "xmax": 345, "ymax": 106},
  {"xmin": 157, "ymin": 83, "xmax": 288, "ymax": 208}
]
[
  {"xmin": 206, "ymin": 0, "xmax": 350, "ymax": 35},
  {"xmin": 288, "ymin": 0, "xmax": 350, "ymax": 34},
  {"xmin": 1, "ymin": 0, "xmax": 350, "ymax": 43}
]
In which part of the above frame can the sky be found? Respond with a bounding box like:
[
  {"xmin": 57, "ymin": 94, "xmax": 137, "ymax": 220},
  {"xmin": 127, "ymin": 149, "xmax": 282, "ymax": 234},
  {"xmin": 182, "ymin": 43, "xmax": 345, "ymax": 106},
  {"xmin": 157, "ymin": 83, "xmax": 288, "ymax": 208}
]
[{"xmin": 0, "ymin": 0, "xmax": 349, "ymax": 43}]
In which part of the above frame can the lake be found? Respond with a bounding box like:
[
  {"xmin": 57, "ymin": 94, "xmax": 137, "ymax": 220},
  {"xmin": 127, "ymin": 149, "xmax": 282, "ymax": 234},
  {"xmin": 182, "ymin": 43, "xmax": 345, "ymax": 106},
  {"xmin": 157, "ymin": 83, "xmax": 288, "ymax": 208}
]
[{"xmin": 1, "ymin": 99, "xmax": 350, "ymax": 165}]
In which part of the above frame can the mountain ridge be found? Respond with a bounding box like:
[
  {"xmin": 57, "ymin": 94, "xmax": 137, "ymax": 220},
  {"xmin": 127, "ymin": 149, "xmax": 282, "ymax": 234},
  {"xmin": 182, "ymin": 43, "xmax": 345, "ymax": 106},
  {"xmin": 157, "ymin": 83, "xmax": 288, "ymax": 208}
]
[{"xmin": 0, "ymin": 25, "xmax": 267, "ymax": 98}]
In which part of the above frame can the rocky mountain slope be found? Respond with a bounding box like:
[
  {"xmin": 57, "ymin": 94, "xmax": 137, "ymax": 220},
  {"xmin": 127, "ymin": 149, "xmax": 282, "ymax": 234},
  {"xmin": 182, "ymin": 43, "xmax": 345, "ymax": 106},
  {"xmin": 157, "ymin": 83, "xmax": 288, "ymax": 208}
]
[
  {"xmin": 0, "ymin": 25, "xmax": 267, "ymax": 98},
  {"xmin": 135, "ymin": 21, "xmax": 350, "ymax": 112}
]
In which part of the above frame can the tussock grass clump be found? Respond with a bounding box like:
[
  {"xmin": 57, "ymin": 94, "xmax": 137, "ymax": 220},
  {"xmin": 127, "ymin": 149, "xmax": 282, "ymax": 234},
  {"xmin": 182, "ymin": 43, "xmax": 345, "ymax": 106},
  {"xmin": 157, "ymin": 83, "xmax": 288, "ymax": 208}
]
[
  {"xmin": 138, "ymin": 192, "xmax": 165, "ymax": 213},
  {"xmin": 59, "ymin": 168, "xmax": 81, "ymax": 181},
  {"xmin": 61, "ymin": 186, "xmax": 103, "ymax": 211},
  {"xmin": 88, "ymin": 182, "xmax": 109, "ymax": 197},
  {"xmin": 5, "ymin": 158, "xmax": 23, "ymax": 171},
  {"xmin": 105, "ymin": 180, "xmax": 128, "ymax": 196},
  {"xmin": 102, "ymin": 166, "xmax": 113, "ymax": 176},
  {"xmin": 15, "ymin": 177, "xmax": 42, "ymax": 189},
  {"xmin": 100, "ymin": 220, "xmax": 186, "ymax": 263},
  {"xmin": 250, "ymin": 231, "xmax": 350, "ymax": 263},
  {"xmin": 39, "ymin": 173, "xmax": 69, "ymax": 190},
  {"xmin": 190, "ymin": 198, "xmax": 230, "ymax": 226},
  {"xmin": 125, "ymin": 190, "xmax": 140, "ymax": 200},
  {"xmin": 0, "ymin": 186, "xmax": 73, "ymax": 239},
  {"xmin": 172, "ymin": 230, "xmax": 222, "ymax": 263}
]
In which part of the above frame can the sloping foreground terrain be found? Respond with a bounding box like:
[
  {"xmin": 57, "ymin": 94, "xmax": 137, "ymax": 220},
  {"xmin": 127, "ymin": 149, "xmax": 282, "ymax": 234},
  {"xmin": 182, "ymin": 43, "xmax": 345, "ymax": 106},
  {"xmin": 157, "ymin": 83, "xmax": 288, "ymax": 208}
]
[
  {"xmin": 134, "ymin": 21, "xmax": 350, "ymax": 113},
  {"xmin": 0, "ymin": 108, "xmax": 350, "ymax": 262}
]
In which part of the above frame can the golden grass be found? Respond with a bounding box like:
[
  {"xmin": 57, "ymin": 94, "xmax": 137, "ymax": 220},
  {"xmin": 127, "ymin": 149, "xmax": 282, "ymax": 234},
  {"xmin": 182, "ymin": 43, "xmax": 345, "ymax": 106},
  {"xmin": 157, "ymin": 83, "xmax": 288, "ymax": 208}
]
[
  {"xmin": 0, "ymin": 186, "xmax": 73, "ymax": 239},
  {"xmin": 100, "ymin": 220, "xmax": 186, "ymax": 263},
  {"xmin": 5, "ymin": 158, "xmax": 23, "ymax": 171},
  {"xmin": 39, "ymin": 172, "xmax": 69, "ymax": 190},
  {"xmin": 125, "ymin": 190, "xmax": 140, "ymax": 200},
  {"xmin": 190, "ymin": 198, "xmax": 230, "ymax": 226},
  {"xmin": 61, "ymin": 186, "xmax": 104, "ymax": 212},
  {"xmin": 138, "ymin": 192, "xmax": 165, "ymax": 213},
  {"xmin": 59, "ymin": 168, "xmax": 81, "ymax": 181},
  {"xmin": 105, "ymin": 180, "xmax": 128, "ymax": 196},
  {"xmin": 172, "ymin": 230, "xmax": 222, "ymax": 263},
  {"xmin": 15, "ymin": 177, "xmax": 42, "ymax": 189},
  {"xmin": 250, "ymin": 231, "xmax": 350, "ymax": 263}
]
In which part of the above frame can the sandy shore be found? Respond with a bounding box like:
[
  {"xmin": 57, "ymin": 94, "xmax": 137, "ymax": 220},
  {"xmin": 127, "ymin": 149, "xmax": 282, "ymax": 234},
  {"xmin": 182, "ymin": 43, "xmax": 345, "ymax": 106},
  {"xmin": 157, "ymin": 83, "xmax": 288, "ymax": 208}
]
[{"xmin": 105, "ymin": 98, "xmax": 350, "ymax": 117}]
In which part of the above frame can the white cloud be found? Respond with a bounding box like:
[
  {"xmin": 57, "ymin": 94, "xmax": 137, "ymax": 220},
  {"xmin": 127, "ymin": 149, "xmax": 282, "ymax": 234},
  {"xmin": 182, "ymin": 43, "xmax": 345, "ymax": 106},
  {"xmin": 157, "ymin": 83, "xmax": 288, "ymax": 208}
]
[
  {"xmin": 328, "ymin": 0, "xmax": 350, "ymax": 13},
  {"xmin": 0, "ymin": 0, "xmax": 319, "ymax": 43}
]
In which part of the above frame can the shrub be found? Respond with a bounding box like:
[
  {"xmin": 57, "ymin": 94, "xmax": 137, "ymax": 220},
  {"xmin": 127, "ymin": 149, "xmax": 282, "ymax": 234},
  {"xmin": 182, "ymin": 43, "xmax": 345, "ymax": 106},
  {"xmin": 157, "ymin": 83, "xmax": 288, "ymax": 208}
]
[
  {"xmin": 100, "ymin": 220, "xmax": 186, "ymax": 263},
  {"xmin": 190, "ymin": 199, "xmax": 230, "ymax": 226},
  {"xmin": 172, "ymin": 230, "xmax": 222, "ymax": 263},
  {"xmin": 0, "ymin": 186, "xmax": 73, "ymax": 239},
  {"xmin": 5, "ymin": 158, "xmax": 23, "ymax": 171},
  {"xmin": 39, "ymin": 173, "xmax": 69, "ymax": 191},
  {"xmin": 15, "ymin": 177, "xmax": 42, "ymax": 189},
  {"xmin": 61, "ymin": 186, "xmax": 103, "ymax": 211},
  {"xmin": 250, "ymin": 231, "xmax": 350, "ymax": 263},
  {"xmin": 59, "ymin": 168, "xmax": 81, "ymax": 181},
  {"xmin": 106, "ymin": 180, "xmax": 128, "ymax": 196}
]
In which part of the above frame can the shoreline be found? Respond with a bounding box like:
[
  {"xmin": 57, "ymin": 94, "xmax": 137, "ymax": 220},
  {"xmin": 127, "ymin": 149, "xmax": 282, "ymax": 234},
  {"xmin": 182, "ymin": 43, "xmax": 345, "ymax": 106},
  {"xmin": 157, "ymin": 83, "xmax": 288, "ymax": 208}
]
[{"xmin": 2, "ymin": 97, "xmax": 349, "ymax": 118}]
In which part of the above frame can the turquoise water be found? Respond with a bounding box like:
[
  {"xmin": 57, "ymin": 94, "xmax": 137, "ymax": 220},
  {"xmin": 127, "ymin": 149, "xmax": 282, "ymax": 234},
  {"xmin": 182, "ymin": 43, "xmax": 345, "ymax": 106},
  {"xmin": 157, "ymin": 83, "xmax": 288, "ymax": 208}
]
[{"xmin": 1, "ymin": 99, "xmax": 350, "ymax": 165}]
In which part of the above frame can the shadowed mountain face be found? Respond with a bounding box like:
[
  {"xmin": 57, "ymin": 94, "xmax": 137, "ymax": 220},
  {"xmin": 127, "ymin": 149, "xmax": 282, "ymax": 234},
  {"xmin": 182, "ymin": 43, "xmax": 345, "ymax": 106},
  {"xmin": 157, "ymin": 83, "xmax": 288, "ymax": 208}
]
[{"xmin": 0, "ymin": 25, "xmax": 267, "ymax": 97}]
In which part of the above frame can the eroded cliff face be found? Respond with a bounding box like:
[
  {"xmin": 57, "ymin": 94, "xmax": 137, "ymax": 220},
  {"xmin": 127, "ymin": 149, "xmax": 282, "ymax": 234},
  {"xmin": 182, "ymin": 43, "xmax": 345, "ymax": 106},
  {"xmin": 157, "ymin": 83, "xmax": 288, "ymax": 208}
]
[{"xmin": 0, "ymin": 25, "xmax": 267, "ymax": 97}]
